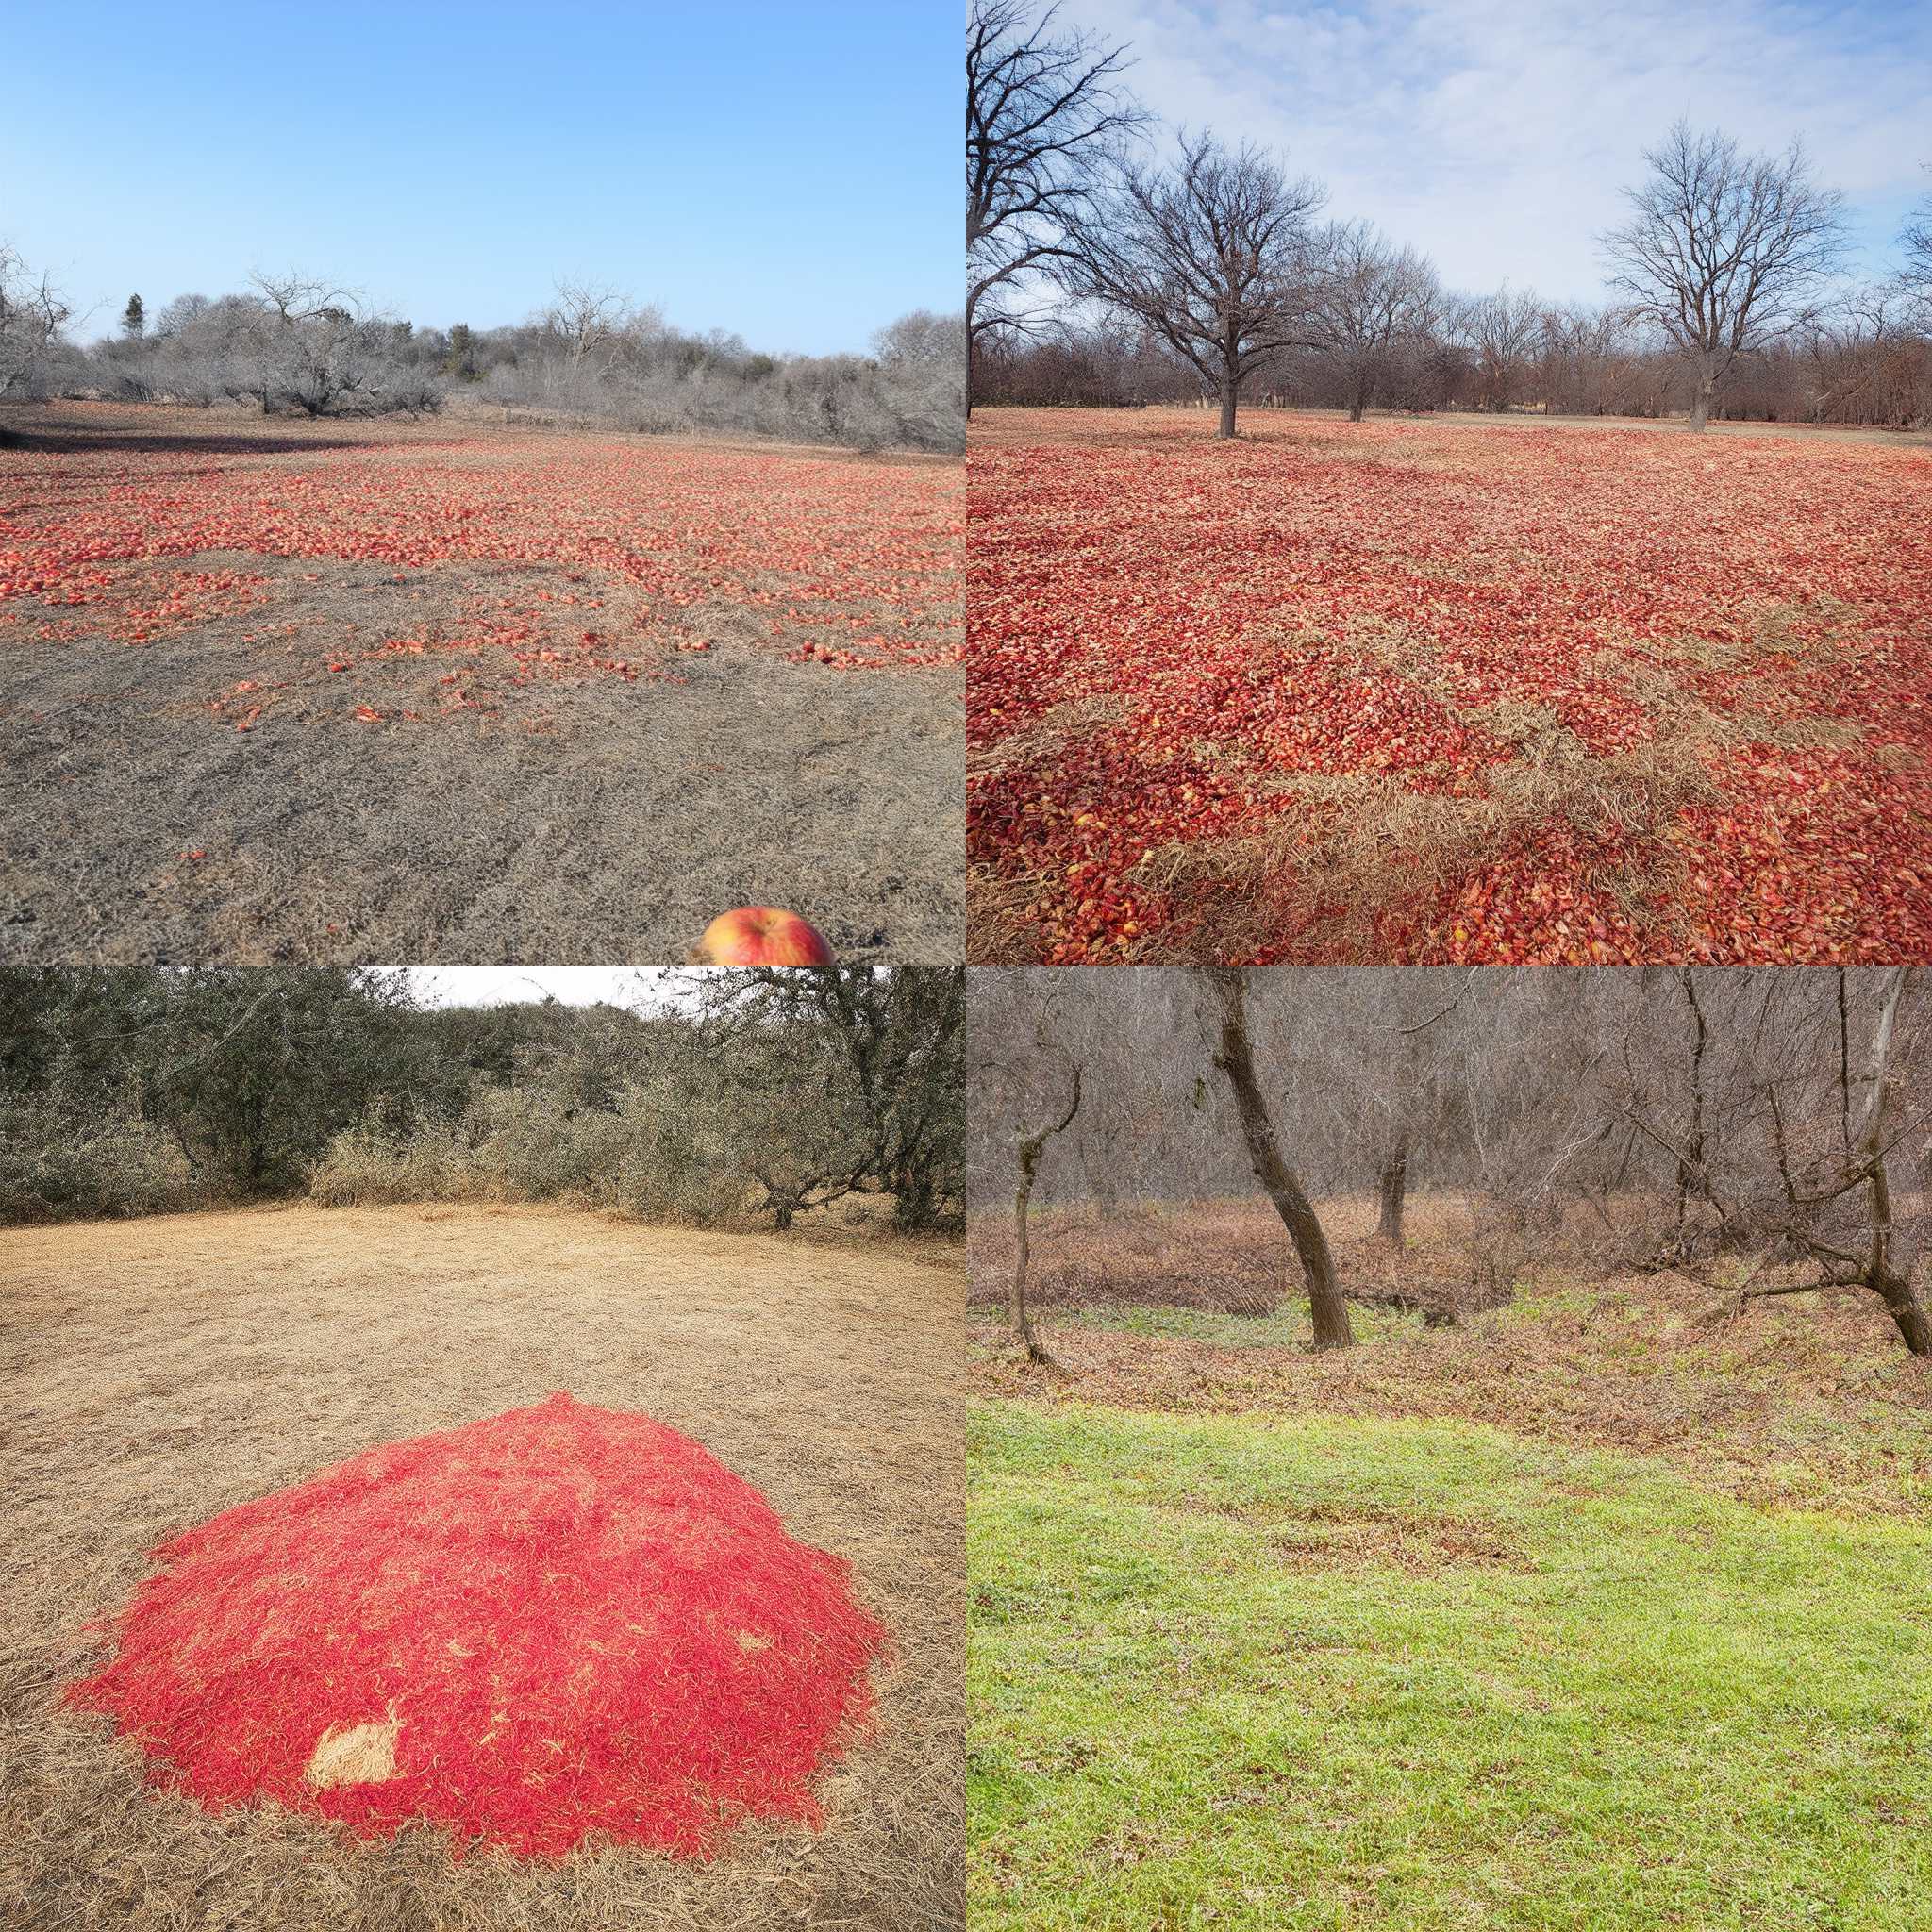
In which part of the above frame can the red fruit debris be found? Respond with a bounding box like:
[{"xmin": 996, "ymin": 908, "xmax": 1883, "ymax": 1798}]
[
  {"xmin": 66, "ymin": 1393, "xmax": 886, "ymax": 1860},
  {"xmin": 968, "ymin": 408, "xmax": 1932, "ymax": 964},
  {"xmin": 0, "ymin": 419, "xmax": 964, "ymax": 739}
]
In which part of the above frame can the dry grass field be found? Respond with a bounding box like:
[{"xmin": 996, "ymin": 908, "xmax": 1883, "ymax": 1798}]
[
  {"xmin": 0, "ymin": 406, "xmax": 963, "ymax": 963},
  {"xmin": 967, "ymin": 406, "xmax": 1932, "ymax": 966},
  {"xmin": 0, "ymin": 1204, "xmax": 964, "ymax": 1930}
]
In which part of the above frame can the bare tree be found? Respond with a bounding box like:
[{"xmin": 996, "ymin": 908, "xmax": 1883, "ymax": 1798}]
[
  {"xmin": 1600, "ymin": 121, "xmax": 1847, "ymax": 431},
  {"xmin": 0, "ymin": 243, "xmax": 73, "ymax": 402},
  {"xmin": 1066, "ymin": 132, "xmax": 1325, "ymax": 438},
  {"xmin": 1308, "ymin": 223, "xmax": 1439, "ymax": 422},
  {"xmin": 1457, "ymin": 283, "xmax": 1544, "ymax": 413},
  {"xmin": 1009, "ymin": 1042, "xmax": 1080, "ymax": 1368},
  {"xmin": 1901, "ymin": 167, "xmax": 1932, "ymax": 301},
  {"xmin": 966, "ymin": 0, "xmax": 1147, "ymax": 404},
  {"xmin": 548, "ymin": 277, "xmax": 631, "ymax": 374},
  {"xmin": 1847, "ymin": 969, "xmax": 1931, "ymax": 1356},
  {"xmin": 1207, "ymin": 969, "xmax": 1354, "ymax": 1348}
]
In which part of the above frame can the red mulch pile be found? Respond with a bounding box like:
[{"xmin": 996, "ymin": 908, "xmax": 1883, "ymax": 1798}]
[{"xmin": 66, "ymin": 1393, "xmax": 886, "ymax": 1859}]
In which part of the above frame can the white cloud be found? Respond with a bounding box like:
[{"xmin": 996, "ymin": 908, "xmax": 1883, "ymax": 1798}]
[{"xmin": 1063, "ymin": 0, "xmax": 1931, "ymax": 295}]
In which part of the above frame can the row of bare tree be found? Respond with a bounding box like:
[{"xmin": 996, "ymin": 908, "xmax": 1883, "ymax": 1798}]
[
  {"xmin": 0, "ymin": 256, "xmax": 965, "ymax": 453},
  {"xmin": 970, "ymin": 967, "xmax": 1932, "ymax": 1360},
  {"xmin": 974, "ymin": 285, "xmax": 1932, "ymax": 429},
  {"xmin": 966, "ymin": 1, "xmax": 1932, "ymax": 432}
]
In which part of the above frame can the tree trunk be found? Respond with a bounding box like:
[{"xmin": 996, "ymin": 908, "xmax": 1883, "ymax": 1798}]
[
  {"xmin": 1688, "ymin": 358, "xmax": 1712, "ymax": 432},
  {"xmin": 1217, "ymin": 384, "xmax": 1237, "ymax": 439},
  {"xmin": 1376, "ymin": 1158, "xmax": 1407, "ymax": 1244},
  {"xmin": 1010, "ymin": 1139, "xmax": 1053, "ymax": 1365},
  {"xmin": 1008, "ymin": 1054, "xmax": 1081, "ymax": 1368},
  {"xmin": 1208, "ymin": 969, "xmax": 1354, "ymax": 1349},
  {"xmin": 1858, "ymin": 968, "xmax": 1931, "ymax": 1357},
  {"xmin": 1675, "ymin": 969, "xmax": 1708, "ymax": 1250}
]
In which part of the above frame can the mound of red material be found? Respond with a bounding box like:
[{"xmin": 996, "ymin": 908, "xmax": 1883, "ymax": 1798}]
[{"xmin": 67, "ymin": 1393, "xmax": 885, "ymax": 1859}]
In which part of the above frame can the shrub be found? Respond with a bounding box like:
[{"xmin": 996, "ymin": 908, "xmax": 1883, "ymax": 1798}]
[
  {"xmin": 0, "ymin": 1093, "xmax": 195, "ymax": 1224},
  {"xmin": 307, "ymin": 1085, "xmax": 748, "ymax": 1224}
]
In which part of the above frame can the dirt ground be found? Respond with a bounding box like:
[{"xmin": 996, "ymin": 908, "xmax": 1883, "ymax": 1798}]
[
  {"xmin": 0, "ymin": 1204, "xmax": 964, "ymax": 1931},
  {"xmin": 0, "ymin": 406, "xmax": 963, "ymax": 964}
]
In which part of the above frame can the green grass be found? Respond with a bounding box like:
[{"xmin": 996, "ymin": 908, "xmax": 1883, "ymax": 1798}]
[
  {"xmin": 970, "ymin": 1401, "xmax": 1932, "ymax": 1930},
  {"xmin": 1053, "ymin": 1303, "xmax": 1423, "ymax": 1350}
]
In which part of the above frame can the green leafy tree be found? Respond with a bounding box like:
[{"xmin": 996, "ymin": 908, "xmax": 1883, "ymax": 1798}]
[
  {"xmin": 443, "ymin": 322, "xmax": 478, "ymax": 380},
  {"xmin": 698, "ymin": 966, "xmax": 965, "ymax": 1229}
]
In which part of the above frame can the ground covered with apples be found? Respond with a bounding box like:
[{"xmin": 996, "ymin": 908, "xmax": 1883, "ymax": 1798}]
[
  {"xmin": 2, "ymin": 1204, "xmax": 963, "ymax": 1931},
  {"xmin": 0, "ymin": 405, "xmax": 962, "ymax": 962},
  {"xmin": 966, "ymin": 407, "xmax": 1932, "ymax": 964}
]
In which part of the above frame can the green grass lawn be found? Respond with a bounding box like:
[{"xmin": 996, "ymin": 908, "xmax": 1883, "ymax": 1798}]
[{"xmin": 970, "ymin": 1401, "xmax": 1932, "ymax": 1930}]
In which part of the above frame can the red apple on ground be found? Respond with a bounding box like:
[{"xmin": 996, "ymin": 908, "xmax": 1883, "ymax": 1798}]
[{"xmin": 688, "ymin": 907, "xmax": 834, "ymax": 967}]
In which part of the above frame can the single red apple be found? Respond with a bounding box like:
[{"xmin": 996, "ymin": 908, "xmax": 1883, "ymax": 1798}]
[{"xmin": 688, "ymin": 907, "xmax": 834, "ymax": 967}]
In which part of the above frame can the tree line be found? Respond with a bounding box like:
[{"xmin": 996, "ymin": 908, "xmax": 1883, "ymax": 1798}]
[
  {"xmin": 0, "ymin": 967, "xmax": 963, "ymax": 1233},
  {"xmin": 970, "ymin": 967, "xmax": 1931, "ymax": 1360},
  {"xmin": 967, "ymin": 1, "xmax": 1932, "ymax": 432},
  {"xmin": 0, "ymin": 258, "xmax": 964, "ymax": 453}
]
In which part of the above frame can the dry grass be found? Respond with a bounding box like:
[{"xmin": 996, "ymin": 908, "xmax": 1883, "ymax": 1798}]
[
  {"xmin": 968, "ymin": 1193, "xmax": 1518, "ymax": 1321},
  {"xmin": 968, "ymin": 404, "xmax": 1932, "ymax": 453},
  {"xmin": 1, "ymin": 405, "xmax": 963, "ymax": 965},
  {"xmin": 1133, "ymin": 608, "xmax": 1865, "ymax": 960},
  {"xmin": 970, "ymin": 1193, "xmax": 1932, "ymax": 1514},
  {"xmin": 0, "ymin": 1204, "xmax": 963, "ymax": 1930}
]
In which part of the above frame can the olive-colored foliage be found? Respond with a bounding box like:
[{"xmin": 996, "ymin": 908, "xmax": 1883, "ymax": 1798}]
[{"xmin": 0, "ymin": 968, "xmax": 965, "ymax": 1233}]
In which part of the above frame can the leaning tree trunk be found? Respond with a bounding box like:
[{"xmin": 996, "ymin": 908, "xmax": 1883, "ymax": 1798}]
[
  {"xmin": 1859, "ymin": 968, "xmax": 1932, "ymax": 1357},
  {"xmin": 1208, "ymin": 969, "xmax": 1354, "ymax": 1350},
  {"xmin": 1010, "ymin": 1138, "xmax": 1052, "ymax": 1365},
  {"xmin": 1376, "ymin": 1155, "xmax": 1407, "ymax": 1244},
  {"xmin": 1009, "ymin": 1054, "xmax": 1082, "ymax": 1368},
  {"xmin": 1674, "ymin": 969, "xmax": 1710, "ymax": 1253}
]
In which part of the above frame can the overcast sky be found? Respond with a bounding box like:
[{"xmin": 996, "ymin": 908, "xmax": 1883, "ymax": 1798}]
[
  {"xmin": 403, "ymin": 969, "xmax": 661, "ymax": 1009},
  {"xmin": 1058, "ymin": 0, "xmax": 1930, "ymax": 298},
  {"xmin": 4, "ymin": 1, "xmax": 953, "ymax": 353}
]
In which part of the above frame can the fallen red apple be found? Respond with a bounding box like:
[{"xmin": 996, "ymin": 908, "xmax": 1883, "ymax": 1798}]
[{"xmin": 689, "ymin": 907, "xmax": 834, "ymax": 966}]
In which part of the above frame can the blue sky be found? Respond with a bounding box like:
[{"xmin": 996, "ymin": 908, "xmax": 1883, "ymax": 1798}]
[
  {"xmin": 1060, "ymin": 0, "xmax": 1931, "ymax": 299},
  {"xmin": 3, "ymin": 2, "xmax": 955, "ymax": 353}
]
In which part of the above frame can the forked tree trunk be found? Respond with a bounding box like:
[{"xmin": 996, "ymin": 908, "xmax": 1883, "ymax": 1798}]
[
  {"xmin": 1376, "ymin": 1158, "xmax": 1407, "ymax": 1244},
  {"xmin": 1208, "ymin": 969, "xmax": 1355, "ymax": 1350},
  {"xmin": 1010, "ymin": 1055, "xmax": 1082, "ymax": 1368}
]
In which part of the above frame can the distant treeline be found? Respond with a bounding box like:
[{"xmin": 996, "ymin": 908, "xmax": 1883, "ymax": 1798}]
[
  {"xmin": 967, "ymin": 5, "xmax": 1932, "ymax": 431},
  {"xmin": 975, "ymin": 303, "xmax": 1932, "ymax": 430},
  {"xmin": 0, "ymin": 967, "xmax": 963, "ymax": 1233},
  {"xmin": 0, "ymin": 256, "xmax": 964, "ymax": 453}
]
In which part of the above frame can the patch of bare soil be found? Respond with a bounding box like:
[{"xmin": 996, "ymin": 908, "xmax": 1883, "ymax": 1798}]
[{"xmin": 0, "ymin": 1205, "xmax": 964, "ymax": 1931}]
